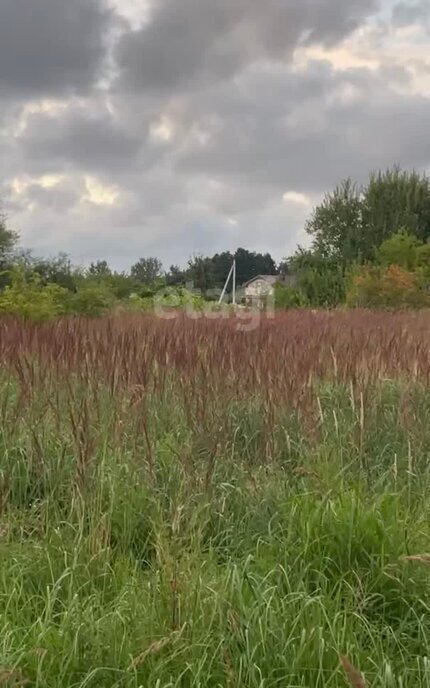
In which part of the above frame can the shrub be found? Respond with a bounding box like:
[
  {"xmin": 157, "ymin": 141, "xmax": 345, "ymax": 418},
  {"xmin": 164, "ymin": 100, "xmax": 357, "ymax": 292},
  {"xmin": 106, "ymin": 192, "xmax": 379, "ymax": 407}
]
[
  {"xmin": 0, "ymin": 267, "xmax": 68, "ymax": 321},
  {"xmin": 347, "ymin": 264, "xmax": 430, "ymax": 309},
  {"xmin": 68, "ymin": 282, "xmax": 116, "ymax": 317},
  {"xmin": 274, "ymin": 283, "xmax": 308, "ymax": 309},
  {"xmin": 126, "ymin": 293, "xmax": 155, "ymax": 312},
  {"xmin": 289, "ymin": 252, "xmax": 346, "ymax": 307},
  {"xmin": 378, "ymin": 230, "xmax": 423, "ymax": 271},
  {"xmin": 154, "ymin": 287, "xmax": 206, "ymax": 313}
]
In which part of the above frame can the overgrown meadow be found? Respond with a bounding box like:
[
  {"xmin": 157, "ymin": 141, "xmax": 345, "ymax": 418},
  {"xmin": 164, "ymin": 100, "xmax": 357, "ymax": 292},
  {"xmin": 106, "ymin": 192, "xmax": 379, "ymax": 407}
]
[{"xmin": 2, "ymin": 311, "xmax": 430, "ymax": 687}]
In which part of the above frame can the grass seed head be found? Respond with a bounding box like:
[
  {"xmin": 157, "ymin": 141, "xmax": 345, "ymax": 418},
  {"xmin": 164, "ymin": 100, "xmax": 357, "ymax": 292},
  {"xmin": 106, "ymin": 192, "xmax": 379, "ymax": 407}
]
[{"xmin": 340, "ymin": 655, "xmax": 367, "ymax": 688}]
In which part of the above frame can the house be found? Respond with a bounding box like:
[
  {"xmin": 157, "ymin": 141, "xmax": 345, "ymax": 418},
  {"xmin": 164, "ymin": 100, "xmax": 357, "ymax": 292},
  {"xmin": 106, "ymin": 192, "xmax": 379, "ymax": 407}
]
[
  {"xmin": 243, "ymin": 275, "xmax": 277, "ymax": 307},
  {"xmin": 242, "ymin": 274, "xmax": 297, "ymax": 307}
]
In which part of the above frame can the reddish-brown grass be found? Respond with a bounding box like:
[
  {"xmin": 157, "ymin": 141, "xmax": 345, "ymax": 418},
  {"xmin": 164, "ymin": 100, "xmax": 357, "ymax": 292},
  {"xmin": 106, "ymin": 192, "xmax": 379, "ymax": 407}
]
[
  {"xmin": 0, "ymin": 309, "xmax": 428, "ymax": 478},
  {"xmin": 1, "ymin": 310, "xmax": 429, "ymax": 394}
]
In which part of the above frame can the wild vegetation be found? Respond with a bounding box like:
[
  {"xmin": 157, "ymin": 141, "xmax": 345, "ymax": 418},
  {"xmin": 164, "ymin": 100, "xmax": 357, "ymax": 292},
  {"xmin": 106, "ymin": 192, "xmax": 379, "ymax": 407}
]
[
  {"xmin": 1, "ymin": 166, "xmax": 430, "ymax": 685},
  {"xmin": 1, "ymin": 311, "xmax": 430, "ymax": 686},
  {"xmin": 1, "ymin": 167, "xmax": 430, "ymax": 318}
]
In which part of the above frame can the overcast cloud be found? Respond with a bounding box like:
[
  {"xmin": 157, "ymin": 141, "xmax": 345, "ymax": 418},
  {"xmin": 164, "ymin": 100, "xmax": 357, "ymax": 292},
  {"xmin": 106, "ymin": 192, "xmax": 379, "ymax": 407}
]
[{"xmin": 1, "ymin": 0, "xmax": 430, "ymax": 269}]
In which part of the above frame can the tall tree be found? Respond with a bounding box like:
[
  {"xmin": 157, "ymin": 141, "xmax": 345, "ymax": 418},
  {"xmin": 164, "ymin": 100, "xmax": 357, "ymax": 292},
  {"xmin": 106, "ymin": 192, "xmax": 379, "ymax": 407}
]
[
  {"xmin": 88, "ymin": 260, "xmax": 112, "ymax": 278},
  {"xmin": 363, "ymin": 167, "xmax": 430, "ymax": 248},
  {"xmin": 186, "ymin": 255, "xmax": 215, "ymax": 292},
  {"xmin": 211, "ymin": 252, "xmax": 234, "ymax": 290},
  {"xmin": 305, "ymin": 179, "xmax": 364, "ymax": 264},
  {"xmin": 186, "ymin": 248, "xmax": 278, "ymax": 292},
  {"xmin": 166, "ymin": 265, "xmax": 186, "ymax": 286},
  {"xmin": 31, "ymin": 253, "xmax": 80, "ymax": 292},
  {"xmin": 0, "ymin": 211, "xmax": 18, "ymax": 267},
  {"xmin": 234, "ymin": 248, "xmax": 277, "ymax": 285},
  {"xmin": 131, "ymin": 257, "xmax": 163, "ymax": 284},
  {"xmin": 305, "ymin": 168, "xmax": 430, "ymax": 266}
]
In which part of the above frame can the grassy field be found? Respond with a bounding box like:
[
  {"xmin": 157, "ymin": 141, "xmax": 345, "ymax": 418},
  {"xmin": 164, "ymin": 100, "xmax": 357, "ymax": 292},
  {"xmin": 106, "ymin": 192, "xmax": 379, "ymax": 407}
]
[{"xmin": 1, "ymin": 310, "xmax": 430, "ymax": 687}]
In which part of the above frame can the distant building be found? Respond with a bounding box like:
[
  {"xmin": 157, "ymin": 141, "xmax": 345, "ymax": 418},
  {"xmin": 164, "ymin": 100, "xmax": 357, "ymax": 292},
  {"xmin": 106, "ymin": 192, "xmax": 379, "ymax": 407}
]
[{"xmin": 243, "ymin": 274, "xmax": 296, "ymax": 307}]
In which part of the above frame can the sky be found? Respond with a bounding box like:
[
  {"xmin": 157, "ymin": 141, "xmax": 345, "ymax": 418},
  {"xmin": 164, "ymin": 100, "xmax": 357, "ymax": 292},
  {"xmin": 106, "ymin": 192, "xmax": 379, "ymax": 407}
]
[{"xmin": 1, "ymin": 0, "xmax": 430, "ymax": 270}]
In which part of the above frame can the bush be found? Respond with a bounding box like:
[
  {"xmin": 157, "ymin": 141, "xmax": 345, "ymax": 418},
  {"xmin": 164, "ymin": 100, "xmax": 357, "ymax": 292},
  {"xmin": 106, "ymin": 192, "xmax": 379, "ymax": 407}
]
[
  {"xmin": 378, "ymin": 230, "xmax": 423, "ymax": 271},
  {"xmin": 0, "ymin": 268, "xmax": 68, "ymax": 321},
  {"xmin": 154, "ymin": 287, "xmax": 206, "ymax": 313},
  {"xmin": 126, "ymin": 293, "xmax": 155, "ymax": 312},
  {"xmin": 288, "ymin": 252, "xmax": 346, "ymax": 307},
  {"xmin": 274, "ymin": 283, "xmax": 308, "ymax": 309},
  {"xmin": 347, "ymin": 264, "xmax": 430, "ymax": 309},
  {"xmin": 68, "ymin": 282, "xmax": 115, "ymax": 317}
]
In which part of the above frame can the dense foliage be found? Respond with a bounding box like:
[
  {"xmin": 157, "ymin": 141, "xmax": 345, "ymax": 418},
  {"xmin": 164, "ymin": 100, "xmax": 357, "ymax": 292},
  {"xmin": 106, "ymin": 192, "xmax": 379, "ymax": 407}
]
[
  {"xmin": 347, "ymin": 232, "xmax": 430, "ymax": 309},
  {"xmin": 305, "ymin": 168, "xmax": 430, "ymax": 265},
  {"xmin": 286, "ymin": 167, "xmax": 430, "ymax": 307}
]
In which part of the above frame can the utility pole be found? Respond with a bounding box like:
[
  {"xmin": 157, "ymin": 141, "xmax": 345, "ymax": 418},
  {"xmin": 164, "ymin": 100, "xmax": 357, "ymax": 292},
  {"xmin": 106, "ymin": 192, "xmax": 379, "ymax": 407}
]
[
  {"xmin": 218, "ymin": 259, "xmax": 237, "ymax": 306},
  {"xmin": 232, "ymin": 260, "xmax": 236, "ymax": 306}
]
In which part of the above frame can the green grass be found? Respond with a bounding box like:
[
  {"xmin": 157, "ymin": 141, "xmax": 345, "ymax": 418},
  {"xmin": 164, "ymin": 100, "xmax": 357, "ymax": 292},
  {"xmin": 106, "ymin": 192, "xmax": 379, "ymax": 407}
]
[{"xmin": 2, "ymin": 366, "xmax": 430, "ymax": 685}]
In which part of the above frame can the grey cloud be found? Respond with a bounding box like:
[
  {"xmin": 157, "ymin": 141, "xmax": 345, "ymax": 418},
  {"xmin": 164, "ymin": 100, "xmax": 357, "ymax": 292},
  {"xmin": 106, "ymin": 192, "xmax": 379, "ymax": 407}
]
[
  {"xmin": 25, "ymin": 181, "xmax": 83, "ymax": 212},
  {"xmin": 8, "ymin": 56, "xmax": 430, "ymax": 268},
  {"xmin": 116, "ymin": 0, "xmax": 379, "ymax": 92},
  {"xmin": 18, "ymin": 104, "xmax": 142, "ymax": 172},
  {"xmin": 172, "ymin": 63, "xmax": 430, "ymax": 193},
  {"xmin": 3, "ymin": 0, "xmax": 430, "ymax": 271},
  {"xmin": 0, "ymin": 0, "xmax": 114, "ymax": 96},
  {"xmin": 1, "ymin": 175, "xmax": 86, "ymax": 217},
  {"xmin": 392, "ymin": 1, "xmax": 430, "ymax": 26}
]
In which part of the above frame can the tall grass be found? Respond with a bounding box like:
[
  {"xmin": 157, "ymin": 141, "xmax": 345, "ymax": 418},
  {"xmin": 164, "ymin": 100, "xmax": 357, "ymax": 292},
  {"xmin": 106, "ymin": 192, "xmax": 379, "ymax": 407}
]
[{"xmin": 0, "ymin": 311, "xmax": 430, "ymax": 686}]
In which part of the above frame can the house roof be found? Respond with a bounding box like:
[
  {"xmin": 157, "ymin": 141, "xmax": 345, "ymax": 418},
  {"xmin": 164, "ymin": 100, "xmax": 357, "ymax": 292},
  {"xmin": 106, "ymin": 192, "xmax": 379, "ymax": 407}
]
[{"xmin": 243, "ymin": 275, "xmax": 279, "ymax": 288}]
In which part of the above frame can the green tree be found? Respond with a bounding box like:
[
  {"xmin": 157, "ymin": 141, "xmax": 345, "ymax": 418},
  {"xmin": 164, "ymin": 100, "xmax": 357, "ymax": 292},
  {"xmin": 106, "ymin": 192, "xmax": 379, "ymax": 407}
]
[
  {"xmin": 186, "ymin": 255, "xmax": 215, "ymax": 293},
  {"xmin": 288, "ymin": 250, "xmax": 346, "ymax": 307},
  {"xmin": 31, "ymin": 253, "xmax": 80, "ymax": 292},
  {"xmin": 88, "ymin": 260, "xmax": 112, "ymax": 278},
  {"xmin": 234, "ymin": 248, "xmax": 277, "ymax": 286},
  {"xmin": 363, "ymin": 167, "xmax": 430, "ymax": 248},
  {"xmin": 85, "ymin": 261, "xmax": 135, "ymax": 299},
  {"xmin": 0, "ymin": 211, "xmax": 19, "ymax": 289},
  {"xmin": 305, "ymin": 178, "xmax": 364, "ymax": 264},
  {"xmin": 211, "ymin": 251, "xmax": 234, "ymax": 290},
  {"xmin": 0, "ymin": 211, "xmax": 18, "ymax": 266},
  {"xmin": 131, "ymin": 257, "xmax": 163, "ymax": 285},
  {"xmin": 305, "ymin": 168, "xmax": 430, "ymax": 266},
  {"xmin": 166, "ymin": 264, "xmax": 186, "ymax": 286},
  {"xmin": 186, "ymin": 249, "xmax": 277, "ymax": 294}
]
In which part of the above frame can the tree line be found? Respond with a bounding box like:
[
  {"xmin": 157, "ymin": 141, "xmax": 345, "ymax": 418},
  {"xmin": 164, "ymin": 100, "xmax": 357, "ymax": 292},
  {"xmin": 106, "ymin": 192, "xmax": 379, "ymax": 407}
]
[
  {"xmin": 0, "ymin": 212, "xmax": 283, "ymax": 317},
  {"xmin": 1, "ymin": 165, "xmax": 430, "ymax": 318}
]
